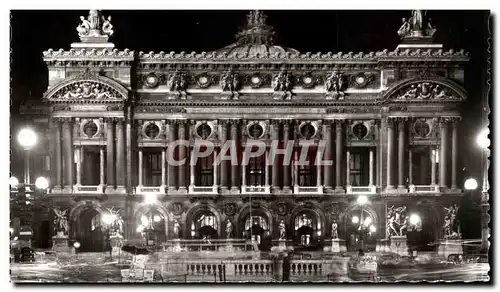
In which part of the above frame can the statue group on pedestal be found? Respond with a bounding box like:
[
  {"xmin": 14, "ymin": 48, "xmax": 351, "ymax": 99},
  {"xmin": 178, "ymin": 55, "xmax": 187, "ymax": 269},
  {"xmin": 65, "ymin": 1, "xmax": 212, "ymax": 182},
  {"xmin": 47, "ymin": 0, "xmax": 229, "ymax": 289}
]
[
  {"xmin": 77, "ymin": 10, "xmax": 114, "ymax": 38},
  {"xmin": 443, "ymin": 204, "xmax": 461, "ymax": 239},
  {"xmin": 279, "ymin": 220, "xmax": 286, "ymax": 240},
  {"xmin": 325, "ymin": 70, "xmax": 346, "ymax": 98},
  {"xmin": 173, "ymin": 219, "xmax": 181, "ymax": 239},
  {"xmin": 225, "ymin": 219, "xmax": 233, "ymax": 238},
  {"xmin": 331, "ymin": 220, "xmax": 338, "ymax": 239},
  {"xmin": 386, "ymin": 205, "xmax": 408, "ymax": 238},
  {"xmin": 53, "ymin": 208, "xmax": 69, "ymax": 237},
  {"xmin": 397, "ymin": 10, "xmax": 436, "ymax": 38}
]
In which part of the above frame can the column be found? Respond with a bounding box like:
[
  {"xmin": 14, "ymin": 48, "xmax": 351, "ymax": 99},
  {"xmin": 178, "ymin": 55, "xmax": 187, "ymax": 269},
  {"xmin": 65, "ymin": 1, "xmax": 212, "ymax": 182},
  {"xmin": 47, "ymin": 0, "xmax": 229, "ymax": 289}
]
[
  {"xmin": 369, "ymin": 149, "xmax": 374, "ymax": 186},
  {"xmin": 346, "ymin": 150, "xmax": 351, "ymax": 186},
  {"xmin": 138, "ymin": 148, "xmax": 143, "ymax": 186},
  {"xmin": 230, "ymin": 120, "xmax": 240, "ymax": 192},
  {"xmin": 316, "ymin": 153, "xmax": 322, "ymax": 189},
  {"xmin": 219, "ymin": 120, "xmax": 229, "ymax": 192},
  {"xmin": 161, "ymin": 148, "xmax": 166, "ymax": 188},
  {"xmin": 440, "ymin": 119, "xmax": 449, "ymax": 188},
  {"xmin": 178, "ymin": 120, "xmax": 187, "ymax": 192},
  {"xmin": 397, "ymin": 119, "xmax": 406, "ymax": 189},
  {"xmin": 106, "ymin": 118, "xmax": 115, "ymax": 191},
  {"xmin": 294, "ymin": 148, "xmax": 299, "ymax": 189},
  {"xmin": 116, "ymin": 119, "xmax": 126, "ymax": 190},
  {"xmin": 167, "ymin": 121, "xmax": 177, "ymax": 191},
  {"xmin": 213, "ymin": 149, "xmax": 218, "ymax": 188},
  {"xmin": 126, "ymin": 117, "xmax": 133, "ymax": 193},
  {"xmin": 431, "ymin": 147, "xmax": 436, "ymax": 185},
  {"xmin": 62, "ymin": 118, "xmax": 74, "ymax": 190},
  {"xmin": 54, "ymin": 119, "xmax": 62, "ymax": 189},
  {"xmin": 264, "ymin": 148, "xmax": 270, "ymax": 189},
  {"xmin": 271, "ymin": 120, "xmax": 280, "ymax": 192},
  {"xmin": 451, "ymin": 119, "xmax": 458, "ymax": 189},
  {"xmin": 335, "ymin": 120, "xmax": 344, "ymax": 191},
  {"xmin": 323, "ymin": 121, "xmax": 333, "ymax": 190},
  {"xmin": 241, "ymin": 151, "xmax": 247, "ymax": 189},
  {"xmin": 99, "ymin": 147, "xmax": 105, "ymax": 186},
  {"xmin": 189, "ymin": 149, "xmax": 195, "ymax": 188},
  {"xmin": 76, "ymin": 146, "xmax": 82, "ymax": 185},
  {"xmin": 282, "ymin": 120, "xmax": 291, "ymax": 192},
  {"xmin": 386, "ymin": 118, "xmax": 395, "ymax": 189},
  {"xmin": 408, "ymin": 149, "xmax": 413, "ymax": 185}
]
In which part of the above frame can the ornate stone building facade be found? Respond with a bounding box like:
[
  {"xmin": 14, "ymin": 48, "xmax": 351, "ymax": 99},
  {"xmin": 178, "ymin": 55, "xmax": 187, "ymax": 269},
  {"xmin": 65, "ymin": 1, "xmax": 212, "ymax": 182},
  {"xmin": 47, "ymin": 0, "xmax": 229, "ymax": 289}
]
[{"xmin": 20, "ymin": 10, "xmax": 469, "ymax": 252}]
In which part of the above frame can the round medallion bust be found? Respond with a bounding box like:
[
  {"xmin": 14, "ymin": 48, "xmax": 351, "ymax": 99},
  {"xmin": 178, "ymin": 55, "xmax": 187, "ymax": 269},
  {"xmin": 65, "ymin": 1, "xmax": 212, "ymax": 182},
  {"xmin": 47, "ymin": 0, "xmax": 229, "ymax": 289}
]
[
  {"xmin": 83, "ymin": 121, "xmax": 98, "ymax": 138},
  {"xmin": 353, "ymin": 123, "xmax": 368, "ymax": 140},
  {"xmin": 196, "ymin": 123, "xmax": 212, "ymax": 139},
  {"xmin": 145, "ymin": 73, "xmax": 159, "ymax": 88},
  {"xmin": 144, "ymin": 123, "xmax": 160, "ymax": 139}
]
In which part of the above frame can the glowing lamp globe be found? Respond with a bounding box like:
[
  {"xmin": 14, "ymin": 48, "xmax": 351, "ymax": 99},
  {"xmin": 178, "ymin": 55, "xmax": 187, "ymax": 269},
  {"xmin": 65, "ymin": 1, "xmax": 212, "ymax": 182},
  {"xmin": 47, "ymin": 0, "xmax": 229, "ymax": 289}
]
[
  {"xmin": 18, "ymin": 128, "xmax": 37, "ymax": 149},
  {"xmin": 364, "ymin": 216, "xmax": 372, "ymax": 227},
  {"xmin": 73, "ymin": 242, "xmax": 81, "ymax": 249},
  {"xmin": 35, "ymin": 177, "xmax": 49, "ymax": 190},
  {"xmin": 476, "ymin": 129, "xmax": 490, "ymax": 149},
  {"xmin": 351, "ymin": 216, "xmax": 359, "ymax": 224},
  {"xmin": 464, "ymin": 178, "xmax": 478, "ymax": 191},
  {"xmin": 369, "ymin": 225, "xmax": 376, "ymax": 233},
  {"xmin": 357, "ymin": 195, "xmax": 368, "ymax": 205},
  {"xmin": 9, "ymin": 177, "xmax": 19, "ymax": 188},
  {"xmin": 102, "ymin": 214, "xmax": 113, "ymax": 225},
  {"xmin": 153, "ymin": 215, "xmax": 161, "ymax": 222},
  {"xmin": 409, "ymin": 214, "xmax": 421, "ymax": 226}
]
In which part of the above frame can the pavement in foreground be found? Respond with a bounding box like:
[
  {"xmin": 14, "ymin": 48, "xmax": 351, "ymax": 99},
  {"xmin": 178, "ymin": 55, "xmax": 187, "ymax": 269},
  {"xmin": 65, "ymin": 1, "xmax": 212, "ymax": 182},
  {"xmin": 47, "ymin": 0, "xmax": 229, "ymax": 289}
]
[{"xmin": 10, "ymin": 254, "xmax": 490, "ymax": 283}]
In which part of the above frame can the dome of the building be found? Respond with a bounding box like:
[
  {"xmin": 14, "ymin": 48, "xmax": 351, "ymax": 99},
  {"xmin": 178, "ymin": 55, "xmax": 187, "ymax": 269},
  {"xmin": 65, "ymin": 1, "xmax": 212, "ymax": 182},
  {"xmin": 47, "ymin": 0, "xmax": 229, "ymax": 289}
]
[{"xmin": 214, "ymin": 11, "xmax": 300, "ymax": 57}]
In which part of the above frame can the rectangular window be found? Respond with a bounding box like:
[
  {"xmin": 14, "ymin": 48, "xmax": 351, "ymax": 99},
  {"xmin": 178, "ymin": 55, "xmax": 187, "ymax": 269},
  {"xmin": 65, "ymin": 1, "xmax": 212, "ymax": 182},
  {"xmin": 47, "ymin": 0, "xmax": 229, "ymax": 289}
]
[
  {"xmin": 144, "ymin": 149, "xmax": 162, "ymax": 186},
  {"xmin": 247, "ymin": 149, "xmax": 265, "ymax": 186},
  {"xmin": 348, "ymin": 147, "xmax": 370, "ymax": 186},
  {"xmin": 410, "ymin": 145, "xmax": 439, "ymax": 185},
  {"xmin": 82, "ymin": 146, "xmax": 100, "ymax": 185},
  {"xmin": 195, "ymin": 150, "xmax": 214, "ymax": 186},
  {"xmin": 298, "ymin": 146, "xmax": 317, "ymax": 186}
]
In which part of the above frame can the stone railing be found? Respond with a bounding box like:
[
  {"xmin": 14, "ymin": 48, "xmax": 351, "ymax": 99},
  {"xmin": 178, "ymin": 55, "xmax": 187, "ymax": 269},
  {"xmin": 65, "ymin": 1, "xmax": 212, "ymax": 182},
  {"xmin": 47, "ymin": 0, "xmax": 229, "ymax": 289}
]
[
  {"xmin": 135, "ymin": 185, "xmax": 166, "ymax": 195},
  {"xmin": 242, "ymin": 185, "xmax": 271, "ymax": 194},
  {"xmin": 346, "ymin": 185, "xmax": 377, "ymax": 195},
  {"xmin": 294, "ymin": 186, "xmax": 324, "ymax": 195},
  {"xmin": 188, "ymin": 185, "xmax": 218, "ymax": 195},
  {"xmin": 408, "ymin": 184, "xmax": 440, "ymax": 194},
  {"xmin": 73, "ymin": 184, "xmax": 104, "ymax": 194}
]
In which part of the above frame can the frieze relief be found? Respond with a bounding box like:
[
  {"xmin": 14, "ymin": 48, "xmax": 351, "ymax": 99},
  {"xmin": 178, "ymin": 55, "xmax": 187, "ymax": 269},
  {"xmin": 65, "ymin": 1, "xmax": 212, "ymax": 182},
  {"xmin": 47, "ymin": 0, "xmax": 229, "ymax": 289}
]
[
  {"xmin": 272, "ymin": 70, "xmax": 293, "ymax": 100},
  {"xmin": 395, "ymin": 82, "xmax": 461, "ymax": 100},
  {"xmin": 52, "ymin": 81, "xmax": 122, "ymax": 100},
  {"xmin": 325, "ymin": 70, "xmax": 347, "ymax": 100}
]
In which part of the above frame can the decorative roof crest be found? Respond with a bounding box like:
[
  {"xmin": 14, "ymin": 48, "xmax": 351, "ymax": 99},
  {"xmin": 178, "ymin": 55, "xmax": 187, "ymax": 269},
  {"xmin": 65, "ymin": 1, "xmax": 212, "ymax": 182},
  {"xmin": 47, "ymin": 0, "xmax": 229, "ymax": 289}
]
[
  {"xmin": 397, "ymin": 10, "xmax": 436, "ymax": 40},
  {"xmin": 76, "ymin": 10, "xmax": 114, "ymax": 43}
]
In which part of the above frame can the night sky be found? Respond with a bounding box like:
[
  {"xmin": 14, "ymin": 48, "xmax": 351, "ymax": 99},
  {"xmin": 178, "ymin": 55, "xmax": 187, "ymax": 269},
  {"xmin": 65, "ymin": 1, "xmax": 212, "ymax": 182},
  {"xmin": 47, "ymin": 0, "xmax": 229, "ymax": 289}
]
[{"xmin": 9, "ymin": 11, "xmax": 490, "ymax": 236}]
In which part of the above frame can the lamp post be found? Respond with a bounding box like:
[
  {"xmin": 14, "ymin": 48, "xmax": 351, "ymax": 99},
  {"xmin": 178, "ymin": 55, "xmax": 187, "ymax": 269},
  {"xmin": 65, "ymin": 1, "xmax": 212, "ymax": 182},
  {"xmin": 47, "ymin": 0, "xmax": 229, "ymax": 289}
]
[
  {"xmin": 102, "ymin": 213, "xmax": 115, "ymax": 260},
  {"xmin": 352, "ymin": 196, "xmax": 375, "ymax": 251},
  {"xmin": 476, "ymin": 129, "xmax": 490, "ymax": 253},
  {"xmin": 17, "ymin": 128, "xmax": 38, "ymax": 185}
]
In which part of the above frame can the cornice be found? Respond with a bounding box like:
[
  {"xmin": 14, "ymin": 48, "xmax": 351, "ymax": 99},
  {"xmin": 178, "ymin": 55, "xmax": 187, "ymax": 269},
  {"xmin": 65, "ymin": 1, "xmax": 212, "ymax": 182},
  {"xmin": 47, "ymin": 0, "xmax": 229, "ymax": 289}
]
[{"xmin": 43, "ymin": 48, "xmax": 135, "ymax": 61}]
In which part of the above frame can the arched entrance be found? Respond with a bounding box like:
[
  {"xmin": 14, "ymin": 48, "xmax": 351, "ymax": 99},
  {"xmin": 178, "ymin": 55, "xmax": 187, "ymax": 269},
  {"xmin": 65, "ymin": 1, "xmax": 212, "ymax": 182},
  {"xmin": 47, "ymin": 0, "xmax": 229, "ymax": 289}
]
[
  {"xmin": 75, "ymin": 209, "xmax": 105, "ymax": 252},
  {"xmin": 344, "ymin": 208, "xmax": 377, "ymax": 252},
  {"xmin": 293, "ymin": 212, "xmax": 321, "ymax": 250},
  {"xmin": 407, "ymin": 203, "xmax": 440, "ymax": 251},
  {"xmin": 190, "ymin": 211, "xmax": 219, "ymax": 240},
  {"xmin": 135, "ymin": 207, "xmax": 167, "ymax": 245}
]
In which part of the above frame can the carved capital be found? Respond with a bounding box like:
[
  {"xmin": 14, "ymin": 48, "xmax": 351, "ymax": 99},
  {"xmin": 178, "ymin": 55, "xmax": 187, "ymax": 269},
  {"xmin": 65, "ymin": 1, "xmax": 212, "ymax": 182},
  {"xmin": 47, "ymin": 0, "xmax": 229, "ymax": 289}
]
[
  {"xmin": 218, "ymin": 119, "xmax": 230, "ymax": 126},
  {"xmin": 270, "ymin": 119, "xmax": 281, "ymax": 126},
  {"xmin": 450, "ymin": 117, "xmax": 461, "ymax": 125},
  {"xmin": 438, "ymin": 117, "xmax": 453, "ymax": 125},
  {"xmin": 59, "ymin": 117, "xmax": 73, "ymax": 125},
  {"xmin": 228, "ymin": 119, "xmax": 241, "ymax": 126}
]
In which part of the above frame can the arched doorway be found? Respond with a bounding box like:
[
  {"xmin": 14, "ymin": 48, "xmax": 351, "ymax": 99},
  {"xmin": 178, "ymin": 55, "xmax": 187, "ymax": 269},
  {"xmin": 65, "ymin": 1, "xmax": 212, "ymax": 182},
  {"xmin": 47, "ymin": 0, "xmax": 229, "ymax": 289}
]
[
  {"xmin": 136, "ymin": 207, "xmax": 167, "ymax": 245},
  {"xmin": 345, "ymin": 209, "xmax": 377, "ymax": 252},
  {"xmin": 242, "ymin": 214, "xmax": 271, "ymax": 251},
  {"xmin": 75, "ymin": 209, "xmax": 105, "ymax": 252},
  {"xmin": 293, "ymin": 211, "xmax": 321, "ymax": 250},
  {"xmin": 407, "ymin": 204, "xmax": 439, "ymax": 251},
  {"xmin": 190, "ymin": 211, "xmax": 218, "ymax": 240}
]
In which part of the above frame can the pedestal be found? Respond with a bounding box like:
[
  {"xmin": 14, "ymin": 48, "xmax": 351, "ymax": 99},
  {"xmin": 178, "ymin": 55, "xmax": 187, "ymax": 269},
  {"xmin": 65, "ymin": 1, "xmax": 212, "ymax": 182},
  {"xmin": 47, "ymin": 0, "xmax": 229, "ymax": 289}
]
[
  {"xmin": 438, "ymin": 239, "xmax": 464, "ymax": 258},
  {"xmin": 172, "ymin": 239, "xmax": 182, "ymax": 252},
  {"xmin": 52, "ymin": 235, "xmax": 71, "ymax": 253},
  {"xmin": 323, "ymin": 239, "xmax": 346, "ymax": 253},
  {"xmin": 390, "ymin": 236, "xmax": 408, "ymax": 256},
  {"xmin": 376, "ymin": 239, "xmax": 390, "ymax": 253}
]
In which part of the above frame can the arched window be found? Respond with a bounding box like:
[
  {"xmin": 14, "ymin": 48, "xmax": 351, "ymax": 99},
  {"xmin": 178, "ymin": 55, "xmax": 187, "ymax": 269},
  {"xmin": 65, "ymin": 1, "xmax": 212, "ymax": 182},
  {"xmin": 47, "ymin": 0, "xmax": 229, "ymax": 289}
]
[
  {"xmin": 191, "ymin": 212, "xmax": 218, "ymax": 239},
  {"xmin": 294, "ymin": 212, "xmax": 320, "ymax": 247}
]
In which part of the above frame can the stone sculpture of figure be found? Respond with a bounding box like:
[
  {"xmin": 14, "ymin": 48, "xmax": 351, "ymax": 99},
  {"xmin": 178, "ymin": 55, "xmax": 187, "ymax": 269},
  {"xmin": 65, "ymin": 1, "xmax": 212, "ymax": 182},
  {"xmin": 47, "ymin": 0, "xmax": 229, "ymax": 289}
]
[
  {"xmin": 77, "ymin": 16, "xmax": 91, "ymax": 37},
  {"xmin": 411, "ymin": 10, "xmax": 424, "ymax": 31},
  {"xmin": 53, "ymin": 208, "xmax": 69, "ymax": 236},
  {"xmin": 331, "ymin": 220, "xmax": 338, "ymax": 239},
  {"xmin": 444, "ymin": 204, "xmax": 460, "ymax": 238},
  {"xmin": 386, "ymin": 215, "xmax": 398, "ymax": 238},
  {"xmin": 400, "ymin": 85, "xmax": 418, "ymax": 99},
  {"xmin": 399, "ymin": 216, "xmax": 408, "ymax": 236},
  {"xmin": 325, "ymin": 71, "xmax": 345, "ymax": 94},
  {"xmin": 102, "ymin": 16, "xmax": 113, "ymax": 36},
  {"xmin": 225, "ymin": 219, "xmax": 233, "ymax": 238},
  {"xmin": 247, "ymin": 10, "xmax": 266, "ymax": 28},
  {"xmin": 443, "ymin": 216, "xmax": 452, "ymax": 238},
  {"xmin": 220, "ymin": 70, "xmax": 239, "ymax": 92},
  {"xmin": 279, "ymin": 220, "xmax": 286, "ymax": 240},
  {"xmin": 88, "ymin": 10, "xmax": 101, "ymax": 30},
  {"xmin": 397, "ymin": 18, "xmax": 411, "ymax": 37},
  {"xmin": 173, "ymin": 220, "xmax": 181, "ymax": 239},
  {"xmin": 273, "ymin": 71, "xmax": 290, "ymax": 91},
  {"xmin": 168, "ymin": 71, "xmax": 187, "ymax": 92}
]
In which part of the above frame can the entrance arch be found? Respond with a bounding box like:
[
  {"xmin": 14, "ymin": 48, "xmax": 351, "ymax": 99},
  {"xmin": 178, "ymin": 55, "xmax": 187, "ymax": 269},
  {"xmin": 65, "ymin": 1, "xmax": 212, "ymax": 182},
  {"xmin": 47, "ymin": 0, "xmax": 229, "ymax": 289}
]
[
  {"xmin": 133, "ymin": 203, "xmax": 169, "ymax": 244},
  {"xmin": 75, "ymin": 208, "xmax": 105, "ymax": 252},
  {"xmin": 407, "ymin": 202, "xmax": 440, "ymax": 251},
  {"xmin": 237, "ymin": 205, "xmax": 273, "ymax": 251},
  {"xmin": 289, "ymin": 205, "xmax": 325, "ymax": 250},
  {"xmin": 190, "ymin": 210, "xmax": 219, "ymax": 240},
  {"xmin": 343, "ymin": 204, "xmax": 378, "ymax": 252}
]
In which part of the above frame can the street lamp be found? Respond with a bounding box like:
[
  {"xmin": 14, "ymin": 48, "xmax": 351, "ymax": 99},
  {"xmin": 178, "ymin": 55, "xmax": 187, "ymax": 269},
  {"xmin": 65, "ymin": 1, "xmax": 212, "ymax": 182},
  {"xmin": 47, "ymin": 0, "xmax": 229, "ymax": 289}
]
[
  {"xmin": 357, "ymin": 195, "xmax": 368, "ymax": 205},
  {"xmin": 73, "ymin": 241, "xmax": 80, "ymax": 259},
  {"xmin": 353, "ymin": 196, "xmax": 373, "ymax": 251},
  {"xmin": 102, "ymin": 213, "xmax": 115, "ymax": 260},
  {"xmin": 464, "ymin": 178, "xmax": 478, "ymax": 191},
  {"xmin": 476, "ymin": 129, "xmax": 490, "ymax": 253},
  {"xmin": 18, "ymin": 128, "xmax": 37, "ymax": 185}
]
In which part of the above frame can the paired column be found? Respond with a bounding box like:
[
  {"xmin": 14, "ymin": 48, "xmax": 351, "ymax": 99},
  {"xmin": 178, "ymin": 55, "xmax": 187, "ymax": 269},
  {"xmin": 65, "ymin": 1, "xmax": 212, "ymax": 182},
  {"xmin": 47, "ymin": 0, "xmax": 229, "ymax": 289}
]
[
  {"xmin": 408, "ymin": 149, "xmax": 413, "ymax": 185},
  {"xmin": 230, "ymin": 120, "xmax": 240, "ymax": 192},
  {"xmin": 219, "ymin": 120, "xmax": 229, "ymax": 191},
  {"xmin": 138, "ymin": 148, "xmax": 143, "ymax": 186},
  {"xmin": 323, "ymin": 121, "xmax": 334, "ymax": 190},
  {"xmin": 178, "ymin": 120, "xmax": 187, "ymax": 192},
  {"xmin": 167, "ymin": 121, "xmax": 177, "ymax": 191},
  {"xmin": 161, "ymin": 148, "xmax": 166, "ymax": 188},
  {"xmin": 213, "ymin": 149, "xmax": 218, "ymax": 188},
  {"xmin": 264, "ymin": 148, "xmax": 270, "ymax": 189},
  {"xmin": 439, "ymin": 118, "xmax": 449, "ymax": 188},
  {"xmin": 62, "ymin": 118, "xmax": 74, "ymax": 190},
  {"xmin": 335, "ymin": 120, "xmax": 344, "ymax": 191},
  {"xmin": 99, "ymin": 147, "xmax": 105, "ymax": 186},
  {"xmin": 451, "ymin": 118, "xmax": 459, "ymax": 189},
  {"xmin": 397, "ymin": 118, "xmax": 406, "ymax": 189},
  {"xmin": 294, "ymin": 148, "xmax": 299, "ymax": 188},
  {"xmin": 369, "ymin": 149, "xmax": 374, "ymax": 186},
  {"xmin": 346, "ymin": 150, "xmax": 351, "ymax": 187},
  {"xmin": 53, "ymin": 119, "xmax": 63, "ymax": 190},
  {"xmin": 116, "ymin": 119, "xmax": 126, "ymax": 190},
  {"xmin": 271, "ymin": 120, "xmax": 280, "ymax": 192},
  {"xmin": 282, "ymin": 120, "xmax": 291, "ymax": 192},
  {"xmin": 75, "ymin": 146, "xmax": 82, "ymax": 185},
  {"xmin": 431, "ymin": 147, "xmax": 437, "ymax": 185},
  {"xmin": 105, "ymin": 118, "xmax": 115, "ymax": 191},
  {"xmin": 386, "ymin": 118, "xmax": 395, "ymax": 189}
]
